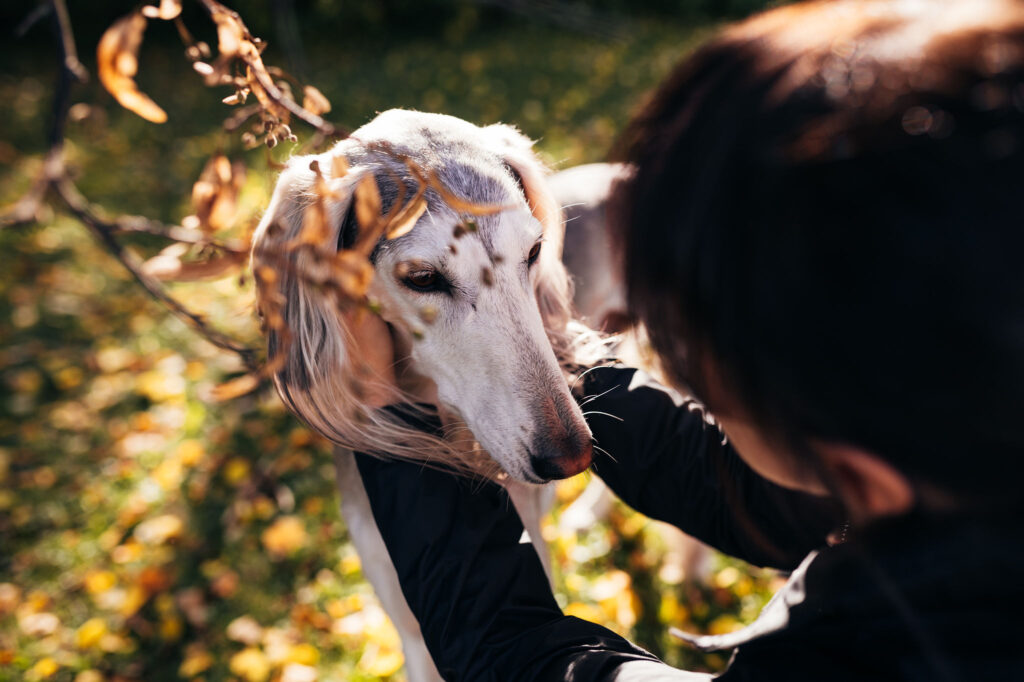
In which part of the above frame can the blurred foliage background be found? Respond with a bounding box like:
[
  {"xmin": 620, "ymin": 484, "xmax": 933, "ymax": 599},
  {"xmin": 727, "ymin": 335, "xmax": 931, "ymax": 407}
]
[{"xmin": 1, "ymin": 1, "xmax": 782, "ymax": 680}]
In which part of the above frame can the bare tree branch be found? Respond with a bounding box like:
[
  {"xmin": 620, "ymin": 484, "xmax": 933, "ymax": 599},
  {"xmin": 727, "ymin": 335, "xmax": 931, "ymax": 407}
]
[
  {"xmin": 53, "ymin": 176, "xmax": 260, "ymax": 369},
  {"xmin": 1, "ymin": 0, "xmax": 261, "ymax": 373}
]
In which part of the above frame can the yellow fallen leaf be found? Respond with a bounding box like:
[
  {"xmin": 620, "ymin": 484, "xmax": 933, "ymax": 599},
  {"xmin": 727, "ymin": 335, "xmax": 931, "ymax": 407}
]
[
  {"xmin": 285, "ymin": 643, "xmax": 319, "ymax": 666},
  {"xmin": 19, "ymin": 612, "xmax": 60, "ymax": 637},
  {"xmin": 120, "ymin": 585, "xmax": 148, "ymax": 617},
  {"xmin": 222, "ymin": 457, "xmax": 251, "ymax": 485},
  {"xmin": 564, "ymin": 601, "xmax": 603, "ymax": 624},
  {"xmin": 179, "ymin": 646, "xmax": 213, "ymax": 677},
  {"xmin": 261, "ymin": 516, "xmax": 308, "ymax": 557},
  {"xmin": 0, "ymin": 583, "xmax": 22, "ymax": 614},
  {"xmin": 76, "ymin": 618, "xmax": 108, "ymax": 649},
  {"xmin": 230, "ymin": 647, "xmax": 270, "ymax": 682},
  {"xmin": 177, "ymin": 440, "xmax": 205, "ymax": 467},
  {"xmin": 29, "ymin": 657, "xmax": 59, "ymax": 679},
  {"xmin": 74, "ymin": 670, "xmax": 105, "ymax": 682},
  {"xmin": 709, "ymin": 614, "xmax": 744, "ymax": 635},
  {"xmin": 358, "ymin": 643, "xmax": 405, "ymax": 678},
  {"xmin": 280, "ymin": 663, "xmax": 317, "ymax": 682},
  {"xmin": 226, "ymin": 615, "xmax": 263, "ymax": 645},
  {"xmin": 133, "ymin": 514, "xmax": 183, "ymax": 545}
]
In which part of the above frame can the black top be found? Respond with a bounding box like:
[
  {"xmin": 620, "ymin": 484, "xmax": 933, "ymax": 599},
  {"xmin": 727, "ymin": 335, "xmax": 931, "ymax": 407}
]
[{"xmin": 353, "ymin": 365, "xmax": 1024, "ymax": 681}]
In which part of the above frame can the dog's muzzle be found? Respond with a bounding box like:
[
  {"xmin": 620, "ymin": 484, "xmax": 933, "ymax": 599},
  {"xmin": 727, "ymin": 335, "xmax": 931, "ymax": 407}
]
[{"xmin": 528, "ymin": 423, "xmax": 593, "ymax": 480}]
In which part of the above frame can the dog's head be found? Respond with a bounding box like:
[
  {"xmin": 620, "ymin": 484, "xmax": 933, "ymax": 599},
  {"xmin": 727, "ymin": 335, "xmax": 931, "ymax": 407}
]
[{"xmin": 252, "ymin": 110, "xmax": 594, "ymax": 483}]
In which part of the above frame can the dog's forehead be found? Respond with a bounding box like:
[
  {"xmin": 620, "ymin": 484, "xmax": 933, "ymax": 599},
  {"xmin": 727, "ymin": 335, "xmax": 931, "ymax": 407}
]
[
  {"xmin": 352, "ymin": 109, "xmax": 499, "ymax": 167},
  {"xmin": 385, "ymin": 205, "xmax": 538, "ymax": 269}
]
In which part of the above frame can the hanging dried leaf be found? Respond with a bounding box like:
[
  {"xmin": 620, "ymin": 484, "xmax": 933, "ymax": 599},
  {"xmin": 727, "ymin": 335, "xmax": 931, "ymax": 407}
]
[
  {"xmin": 353, "ymin": 175, "xmax": 382, "ymax": 233},
  {"xmin": 246, "ymin": 66, "xmax": 290, "ymax": 120},
  {"xmin": 385, "ymin": 195, "xmax": 427, "ymax": 240},
  {"xmin": 298, "ymin": 199, "xmax": 329, "ymax": 248},
  {"xmin": 335, "ymin": 251, "xmax": 374, "ymax": 300},
  {"xmin": 190, "ymin": 154, "xmax": 245, "ymax": 232},
  {"xmin": 426, "ymin": 170, "xmax": 508, "ymax": 216},
  {"xmin": 302, "ymin": 86, "xmax": 331, "ymax": 116},
  {"xmin": 296, "ymin": 160, "xmax": 337, "ymax": 248},
  {"xmin": 141, "ymin": 0, "xmax": 182, "ymax": 20},
  {"xmin": 211, "ymin": 373, "xmax": 261, "ymax": 401},
  {"xmin": 213, "ymin": 11, "xmax": 244, "ymax": 58},
  {"xmin": 331, "ymin": 154, "xmax": 350, "ymax": 180},
  {"xmin": 142, "ymin": 248, "xmax": 246, "ymax": 281},
  {"xmin": 97, "ymin": 13, "xmax": 168, "ymax": 123}
]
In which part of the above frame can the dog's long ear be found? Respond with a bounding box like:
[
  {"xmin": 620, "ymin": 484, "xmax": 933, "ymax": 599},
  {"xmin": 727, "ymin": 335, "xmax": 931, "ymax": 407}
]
[
  {"xmin": 485, "ymin": 124, "xmax": 573, "ymax": 345},
  {"xmin": 251, "ymin": 149, "xmax": 376, "ymax": 444}
]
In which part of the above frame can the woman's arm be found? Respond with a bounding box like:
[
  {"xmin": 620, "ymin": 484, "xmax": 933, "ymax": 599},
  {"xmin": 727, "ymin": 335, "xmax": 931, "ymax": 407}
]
[
  {"xmin": 355, "ymin": 450, "xmax": 711, "ymax": 682},
  {"xmin": 579, "ymin": 365, "xmax": 842, "ymax": 570}
]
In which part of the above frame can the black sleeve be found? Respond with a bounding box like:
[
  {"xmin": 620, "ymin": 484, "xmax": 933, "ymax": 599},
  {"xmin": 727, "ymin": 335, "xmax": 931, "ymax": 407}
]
[
  {"xmin": 580, "ymin": 365, "xmax": 843, "ymax": 570},
  {"xmin": 355, "ymin": 449, "xmax": 683, "ymax": 682}
]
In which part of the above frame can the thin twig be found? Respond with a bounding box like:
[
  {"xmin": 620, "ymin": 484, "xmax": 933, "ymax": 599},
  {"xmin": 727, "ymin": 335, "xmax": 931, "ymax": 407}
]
[
  {"xmin": 195, "ymin": 0, "xmax": 345, "ymax": 138},
  {"xmin": 16, "ymin": 2, "xmax": 52, "ymax": 37},
  {"xmin": 1, "ymin": 0, "xmax": 261, "ymax": 373},
  {"xmin": 108, "ymin": 215, "xmax": 247, "ymax": 253},
  {"xmin": 51, "ymin": 0, "xmax": 89, "ymax": 83},
  {"xmin": 54, "ymin": 177, "xmax": 261, "ymax": 370}
]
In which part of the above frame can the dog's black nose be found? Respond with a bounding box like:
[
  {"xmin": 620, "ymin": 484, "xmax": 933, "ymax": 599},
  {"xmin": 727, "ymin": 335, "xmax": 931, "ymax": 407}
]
[{"xmin": 529, "ymin": 440, "xmax": 593, "ymax": 481}]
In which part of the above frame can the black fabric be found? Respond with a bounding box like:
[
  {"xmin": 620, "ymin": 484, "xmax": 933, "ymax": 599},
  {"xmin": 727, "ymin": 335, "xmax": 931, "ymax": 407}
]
[
  {"xmin": 718, "ymin": 512, "xmax": 1024, "ymax": 682},
  {"xmin": 353, "ymin": 366, "xmax": 1024, "ymax": 681},
  {"xmin": 580, "ymin": 365, "xmax": 842, "ymax": 569},
  {"xmin": 355, "ymin": 452, "xmax": 665, "ymax": 682}
]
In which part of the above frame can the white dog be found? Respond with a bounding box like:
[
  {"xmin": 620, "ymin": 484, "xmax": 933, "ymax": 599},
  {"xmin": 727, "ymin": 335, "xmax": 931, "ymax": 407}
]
[{"xmin": 252, "ymin": 109, "xmax": 611, "ymax": 681}]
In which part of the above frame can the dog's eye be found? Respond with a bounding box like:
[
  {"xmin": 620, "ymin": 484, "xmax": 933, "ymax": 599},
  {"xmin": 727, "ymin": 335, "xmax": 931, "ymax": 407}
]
[
  {"xmin": 527, "ymin": 242, "xmax": 542, "ymax": 267},
  {"xmin": 404, "ymin": 269, "xmax": 438, "ymax": 291}
]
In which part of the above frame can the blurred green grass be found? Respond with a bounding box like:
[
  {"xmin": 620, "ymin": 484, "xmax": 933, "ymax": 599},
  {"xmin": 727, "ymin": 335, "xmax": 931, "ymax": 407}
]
[{"xmin": 0, "ymin": 3, "xmax": 781, "ymax": 681}]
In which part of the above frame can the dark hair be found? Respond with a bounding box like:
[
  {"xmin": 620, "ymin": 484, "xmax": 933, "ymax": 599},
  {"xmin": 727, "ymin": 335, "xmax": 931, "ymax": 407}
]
[{"xmin": 611, "ymin": 0, "xmax": 1024, "ymax": 508}]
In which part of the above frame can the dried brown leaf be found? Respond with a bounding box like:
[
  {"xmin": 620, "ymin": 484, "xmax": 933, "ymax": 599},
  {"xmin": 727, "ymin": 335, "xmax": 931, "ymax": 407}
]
[
  {"xmin": 298, "ymin": 201, "xmax": 329, "ymax": 248},
  {"xmin": 335, "ymin": 250, "xmax": 374, "ymax": 300},
  {"xmin": 426, "ymin": 170, "xmax": 508, "ymax": 216},
  {"xmin": 211, "ymin": 373, "xmax": 261, "ymax": 401},
  {"xmin": 141, "ymin": 0, "xmax": 182, "ymax": 20},
  {"xmin": 213, "ymin": 12, "xmax": 243, "ymax": 58},
  {"xmin": 97, "ymin": 13, "xmax": 168, "ymax": 123},
  {"xmin": 246, "ymin": 66, "xmax": 289, "ymax": 120},
  {"xmin": 385, "ymin": 195, "xmax": 427, "ymax": 240},
  {"xmin": 331, "ymin": 154, "xmax": 350, "ymax": 180},
  {"xmin": 295, "ymin": 160, "xmax": 338, "ymax": 248},
  {"xmin": 353, "ymin": 175, "xmax": 382, "ymax": 234},
  {"xmin": 191, "ymin": 155, "xmax": 245, "ymax": 232},
  {"xmin": 141, "ymin": 249, "xmax": 246, "ymax": 281},
  {"xmin": 302, "ymin": 86, "xmax": 331, "ymax": 116}
]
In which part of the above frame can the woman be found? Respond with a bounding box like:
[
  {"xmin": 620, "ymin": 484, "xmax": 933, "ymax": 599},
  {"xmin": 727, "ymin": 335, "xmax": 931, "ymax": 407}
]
[{"xmin": 350, "ymin": 0, "xmax": 1024, "ymax": 679}]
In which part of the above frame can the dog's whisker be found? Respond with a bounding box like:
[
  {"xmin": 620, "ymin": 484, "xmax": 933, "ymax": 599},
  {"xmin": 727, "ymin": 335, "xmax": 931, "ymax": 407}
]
[
  {"xmin": 581, "ymin": 410, "xmax": 624, "ymax": 423},
  {"xmin": 577, "ymin": 385, "xmax": 617, "ymax": 407},
  {"xmin": 592, "ymin": 442, "xmax": 617, "ymax": 463}
]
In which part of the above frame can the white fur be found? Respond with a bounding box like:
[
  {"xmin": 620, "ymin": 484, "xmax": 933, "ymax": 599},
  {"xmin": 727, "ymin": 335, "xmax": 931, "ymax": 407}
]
[{"xmin": 254, "ymin": 110, "xmax": 610, "ymax": 682}]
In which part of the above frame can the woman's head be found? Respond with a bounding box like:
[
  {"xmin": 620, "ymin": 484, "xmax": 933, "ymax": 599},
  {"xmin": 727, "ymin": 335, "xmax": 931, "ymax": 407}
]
[{"xmin": 612, "ymin": 0, "xmax": 1024, "ymax": 513}]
